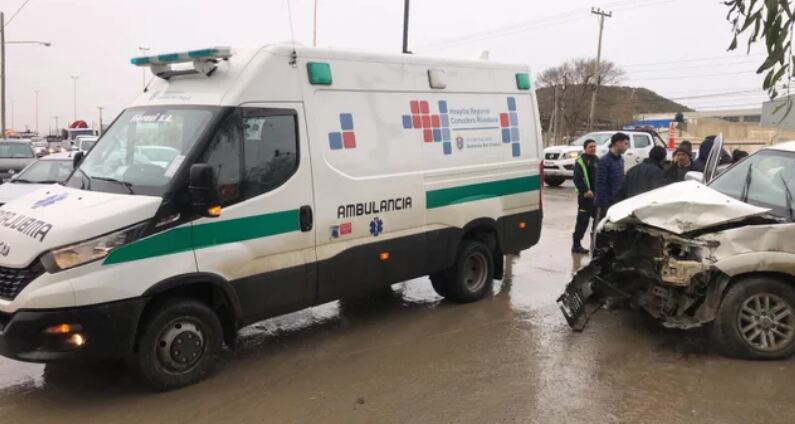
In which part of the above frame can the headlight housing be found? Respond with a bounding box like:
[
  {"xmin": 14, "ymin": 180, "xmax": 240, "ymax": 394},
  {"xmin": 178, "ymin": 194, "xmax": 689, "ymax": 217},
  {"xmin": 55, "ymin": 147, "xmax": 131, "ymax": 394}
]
[
  {"xmin": 41, "ymin": 222, "xmax": 148, "ymax": 272},
  {"xmin": 565, "ymin": 151, "xmax": 580, "ymax": 159}
]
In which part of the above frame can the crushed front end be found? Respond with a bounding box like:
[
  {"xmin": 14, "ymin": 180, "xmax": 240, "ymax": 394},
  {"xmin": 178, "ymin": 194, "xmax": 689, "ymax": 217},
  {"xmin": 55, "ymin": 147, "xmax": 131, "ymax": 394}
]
[{"xmin": 558, "ymin": 223, "xmax": 725, "ymax": 331}]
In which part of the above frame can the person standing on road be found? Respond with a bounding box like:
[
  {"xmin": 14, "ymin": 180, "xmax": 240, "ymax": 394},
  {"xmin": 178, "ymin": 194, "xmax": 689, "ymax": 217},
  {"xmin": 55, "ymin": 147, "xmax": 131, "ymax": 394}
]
[
  {"xmin": 664, "ymin": 142, "xmax": 695, "ymax": 183},
  {"xmin": 616, "ymin": 146, "xmax": 667, "ymax": 201},
  {"xmin": 571, "ymin": 139, "xmax": 598, "ymax": 254},
  {"xmin": 595, "ymin": 132, "xmax": 629, "ymax": 214}
]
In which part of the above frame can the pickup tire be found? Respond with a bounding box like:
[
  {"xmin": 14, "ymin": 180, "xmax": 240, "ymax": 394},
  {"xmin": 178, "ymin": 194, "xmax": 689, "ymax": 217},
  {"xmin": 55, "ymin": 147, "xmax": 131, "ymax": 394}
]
[
  {"xmin": 134, "ymin": 298, "xmax": 223, "ymax": 390},
  {"xmin": 544, "ymin": 176, "xmax": 566, "ymax": 187},
  {"xmin": 712, "ymin": 276, "xmax": 795, "ymax": 360},
  {"xmin": 430, "ymin": 240, "xmax": 494, "ymax": 303}
]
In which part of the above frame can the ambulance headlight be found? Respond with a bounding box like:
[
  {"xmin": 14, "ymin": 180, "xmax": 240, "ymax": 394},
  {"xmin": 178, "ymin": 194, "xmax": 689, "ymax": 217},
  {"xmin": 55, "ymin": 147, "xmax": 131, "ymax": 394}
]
[{"xmin": 42, "ymin": 222, "xmax": 148, "ymax": 272}]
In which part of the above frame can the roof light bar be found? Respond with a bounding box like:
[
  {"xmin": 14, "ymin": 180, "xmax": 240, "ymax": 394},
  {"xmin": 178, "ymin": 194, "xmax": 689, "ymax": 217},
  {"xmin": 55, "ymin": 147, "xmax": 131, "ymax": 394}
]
[{"xmin": 130, "ymin": 47, "xmax": 232, "ymax": 80}]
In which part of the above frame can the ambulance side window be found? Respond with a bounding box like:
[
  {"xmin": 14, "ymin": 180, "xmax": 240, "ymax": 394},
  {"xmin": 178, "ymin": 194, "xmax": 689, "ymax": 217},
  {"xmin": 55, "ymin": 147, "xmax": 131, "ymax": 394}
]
[
  {"xmin": 240, "ymin": 109, "xmax": 298, "ymax": 200},
  {"xmin": 202, "ymin": 112, "xmax": 243, "ymax": 205}
]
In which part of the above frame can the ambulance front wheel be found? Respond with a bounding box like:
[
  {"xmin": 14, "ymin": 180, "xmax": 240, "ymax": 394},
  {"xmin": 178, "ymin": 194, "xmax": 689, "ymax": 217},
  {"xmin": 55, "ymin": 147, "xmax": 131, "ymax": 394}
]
[
  {"xmin": 431, "ymin": 239, "xmax": 494, "ymax": 303},
  {"xmin": 134, "ymin": 298, "xmax": 223, "ymax": 390}
]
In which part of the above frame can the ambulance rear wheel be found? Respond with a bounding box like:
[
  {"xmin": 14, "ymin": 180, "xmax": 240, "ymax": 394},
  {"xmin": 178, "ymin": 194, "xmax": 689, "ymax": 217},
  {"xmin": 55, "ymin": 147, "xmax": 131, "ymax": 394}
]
[
  {"xmin": 134, "ymin": 298, "xmax": 223, "ymax": 390},
  {"xmin": 544, "ymin": 176, "xmax": 565, "ymax": 187},
  {"xmin": 433, "ymin": 240, "xmax": 494, "ymax": 303}
]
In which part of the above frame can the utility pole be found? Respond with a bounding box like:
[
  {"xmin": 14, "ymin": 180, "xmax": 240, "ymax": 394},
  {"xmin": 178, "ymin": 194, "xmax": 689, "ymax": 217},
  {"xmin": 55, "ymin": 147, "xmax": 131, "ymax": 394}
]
[
  {"xmin": 552, "ymin": 85, "xmax": 560, "ymax": 145},
  {"xmin": 588, "ymin": 7, "xmax": 611, "ymax": 131},
  {"xmin": 53, "ymin": 115, "xmax": 59, "ymax": 135},
  {"xmin": 97, "ymin": 106, "xmax": 104, "ymax": 135},
  {"xmin": 1, "ymin": 11, "xmax": 5, "ymax": 134},
  {"xmin": 34, "ymin": 90, "xmax": 39, "ymax": 135},
  {"xmin": 9, "ymin": 99, "xmax": 12, "ymax": 129},
  {"xmin": 70, "ymin": 75, "xmax": 79, "ymax": 123},
  {"xmin": 138, "ymin": 47, "xmax": 150, "ymax": 90},
  {"xmin": 402, "ymin": 0, "xmax": 411, "ymax": 54}
]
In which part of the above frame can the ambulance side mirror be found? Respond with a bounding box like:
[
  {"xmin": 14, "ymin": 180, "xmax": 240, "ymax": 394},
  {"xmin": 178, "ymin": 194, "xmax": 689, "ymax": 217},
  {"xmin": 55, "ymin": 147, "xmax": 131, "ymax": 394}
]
[
  {"xmin": 72, "ymin": 151, "xmax": 84, "ymax": 170},
  {"xmin": 189, "ymin": 163, "xmax": 222, "ymax": 218}
]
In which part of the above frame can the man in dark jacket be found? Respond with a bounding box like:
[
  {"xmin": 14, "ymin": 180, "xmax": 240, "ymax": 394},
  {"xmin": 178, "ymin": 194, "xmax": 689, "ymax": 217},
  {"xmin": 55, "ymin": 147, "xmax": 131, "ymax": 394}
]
[
  {"xmin": 616, "ymin": 146, "xmax": 667, "ymax": 201},
  {"xmin": 664, "ymin": 142, "xmax": 695, "ymax": 183},
  {"xmin": 571, "ymin": 139, "xmax": 598, "ymax": 254},
  {"xmin": 595, "ymin": 132, "xmax": 629, "ymax": 211}
]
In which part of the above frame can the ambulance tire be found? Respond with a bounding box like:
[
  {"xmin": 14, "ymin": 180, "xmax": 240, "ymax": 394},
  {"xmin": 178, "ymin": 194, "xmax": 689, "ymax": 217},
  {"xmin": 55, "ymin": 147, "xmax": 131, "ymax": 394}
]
[
  {"xmin": 134, "ymin": 298, "xmax": 223, "ymax": 390},
  {"xmin": 432, "ymin": 240, "xmax": 494, "ymax": 303}
]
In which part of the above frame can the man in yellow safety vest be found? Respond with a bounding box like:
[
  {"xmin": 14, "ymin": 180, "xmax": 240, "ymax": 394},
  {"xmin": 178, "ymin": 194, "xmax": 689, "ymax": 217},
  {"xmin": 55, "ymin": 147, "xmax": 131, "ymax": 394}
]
[{"xmin": 572, "ymin": 139, "xmax": 598, "ymax": 254}]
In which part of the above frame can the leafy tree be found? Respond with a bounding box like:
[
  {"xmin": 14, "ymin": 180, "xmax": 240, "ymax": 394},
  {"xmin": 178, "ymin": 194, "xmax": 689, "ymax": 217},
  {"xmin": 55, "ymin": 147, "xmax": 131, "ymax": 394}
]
[{"xmin": 726, "ymin": 0, "xmax": 794, "ymax": 114}]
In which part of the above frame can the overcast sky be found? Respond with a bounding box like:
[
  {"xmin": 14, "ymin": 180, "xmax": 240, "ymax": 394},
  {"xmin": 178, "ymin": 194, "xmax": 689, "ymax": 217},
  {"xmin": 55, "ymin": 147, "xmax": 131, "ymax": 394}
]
[{"xmin": 2, "ymin": 0, "xmax": 769, "ymax": 133}]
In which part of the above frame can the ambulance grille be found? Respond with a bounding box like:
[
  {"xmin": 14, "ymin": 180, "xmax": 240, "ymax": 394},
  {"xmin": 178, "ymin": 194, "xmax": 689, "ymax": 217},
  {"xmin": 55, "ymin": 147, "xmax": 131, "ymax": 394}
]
[{"xmin": 0, "ymin": 263, "xmax": 45, "ymax": 301}]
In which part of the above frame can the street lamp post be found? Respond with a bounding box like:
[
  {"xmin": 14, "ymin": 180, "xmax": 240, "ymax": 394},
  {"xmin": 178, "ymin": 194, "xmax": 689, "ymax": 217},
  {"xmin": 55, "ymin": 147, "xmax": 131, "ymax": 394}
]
[
  {"xmin": 97, "ymin": 106, "xmax": 103, "ymax": 136},
  {"xmin": 52, "ymin": 115, "xmax": 59, "ymax": 136},
  {"xmin": 70, "ymin": 76, "xmax": 78, "ymax": 123},
  {"xmin": 0, "ymin": 7, "xmax": 51, "ymax": 134},
  {"xmin": 33, "ymin": 89, "xmax": 38, "ymax": 135}
]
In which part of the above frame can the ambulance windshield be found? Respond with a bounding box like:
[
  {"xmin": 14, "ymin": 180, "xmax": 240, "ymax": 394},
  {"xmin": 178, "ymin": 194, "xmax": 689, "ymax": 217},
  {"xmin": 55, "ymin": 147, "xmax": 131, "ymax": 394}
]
[{"xmin": 66, "ymin": 106, "xmax": 220, "ymax": 195}]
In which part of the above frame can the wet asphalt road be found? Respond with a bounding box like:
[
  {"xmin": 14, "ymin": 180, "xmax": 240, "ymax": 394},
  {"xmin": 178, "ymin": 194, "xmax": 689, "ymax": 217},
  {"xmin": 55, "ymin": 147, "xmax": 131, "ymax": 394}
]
[{"xmin": 0, "ymin": 183, "xmax": 794, "ymax": 424}]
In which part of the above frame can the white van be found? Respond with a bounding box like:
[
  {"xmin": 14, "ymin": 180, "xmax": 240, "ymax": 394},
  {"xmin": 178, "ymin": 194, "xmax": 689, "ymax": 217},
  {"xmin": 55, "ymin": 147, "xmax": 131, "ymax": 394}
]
[{"xmin": 0, "ymin": 46, "xmax": 543, "ymax": 389}]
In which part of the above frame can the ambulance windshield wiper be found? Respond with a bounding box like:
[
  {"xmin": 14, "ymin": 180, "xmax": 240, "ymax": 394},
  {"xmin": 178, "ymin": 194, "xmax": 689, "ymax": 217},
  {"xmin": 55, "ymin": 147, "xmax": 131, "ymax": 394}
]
[{"xmin": 91, "ymin": 176, "xmax": 135, "ymax": 194}]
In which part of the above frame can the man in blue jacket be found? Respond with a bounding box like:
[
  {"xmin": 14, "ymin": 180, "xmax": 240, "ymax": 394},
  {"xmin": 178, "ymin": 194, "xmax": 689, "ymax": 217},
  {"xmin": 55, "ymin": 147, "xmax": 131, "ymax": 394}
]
[
  {"xmin": 595, "ymin": 132, "xmax": 629, "ymax": 218},
  {"xmin": 572, "ymin": 139, "xmax": 598, "ymax": 254}
]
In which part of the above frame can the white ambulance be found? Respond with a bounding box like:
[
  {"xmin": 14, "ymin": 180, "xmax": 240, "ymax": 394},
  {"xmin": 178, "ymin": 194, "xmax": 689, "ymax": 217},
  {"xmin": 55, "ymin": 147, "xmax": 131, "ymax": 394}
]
[{"xmin": 0, "ymin": 45, "xmax": 543, "ymax": 389}]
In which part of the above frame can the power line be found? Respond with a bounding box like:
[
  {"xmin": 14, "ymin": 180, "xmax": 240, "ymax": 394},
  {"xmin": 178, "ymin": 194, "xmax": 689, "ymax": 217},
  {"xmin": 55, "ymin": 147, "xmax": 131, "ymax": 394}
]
[
  {"xmin": 629, "ymin": 70, "xmax": 757, "ymax": 81},
  {"xmin": 416, "ymin": 0, "xmax": 683, "ymax": 52},
  {"xmin": 628, "ymin": 59, "xmax": 761, "ymax": 74},
  {"xmin": 623, "ymin": 53, "xmax": 766, "ymax": 68},
  {"xmin": 5, "ymin": 0, "xmax": 33, "ymax": 27}
]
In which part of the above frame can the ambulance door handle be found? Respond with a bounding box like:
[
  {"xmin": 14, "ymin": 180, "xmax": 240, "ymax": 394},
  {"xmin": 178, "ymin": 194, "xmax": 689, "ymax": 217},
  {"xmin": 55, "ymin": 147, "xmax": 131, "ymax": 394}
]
[{"xmin": 299, "ymin": 205, "xmax": 313, "ymax": 232}]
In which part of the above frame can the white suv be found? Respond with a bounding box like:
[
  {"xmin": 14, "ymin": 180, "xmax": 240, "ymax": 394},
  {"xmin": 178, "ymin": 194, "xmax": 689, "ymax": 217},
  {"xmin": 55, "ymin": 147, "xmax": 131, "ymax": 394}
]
[{"xmin": 542, "ymin": 131, "xmax": 668, "ymax": 187}]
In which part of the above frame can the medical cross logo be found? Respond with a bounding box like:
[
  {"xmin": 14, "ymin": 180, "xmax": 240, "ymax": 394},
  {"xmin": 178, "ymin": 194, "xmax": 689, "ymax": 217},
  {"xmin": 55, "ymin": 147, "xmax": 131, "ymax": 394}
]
[
  {"xmin": 369, "ymin": 217, "xmax": 384, "ymax": 237},
  {"xmin": 500, "ymin": 97, "xmax": 521, "ymax": 157},
  {"xmin": 328, "ymin": 113, "xmax": 357, "ymax": 150},
  {"xmin": 32, "ymin": 193, "xmax": 68, "ymax": 209},
  {"xmin": 401, "ymin": 100, "xmax": 454, "ymax": 155}
]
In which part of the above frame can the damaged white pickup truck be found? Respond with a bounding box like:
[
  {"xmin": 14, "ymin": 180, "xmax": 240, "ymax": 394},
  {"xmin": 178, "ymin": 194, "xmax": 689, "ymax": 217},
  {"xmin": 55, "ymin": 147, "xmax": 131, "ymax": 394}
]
[{"xmin": 559, "ymin": 139, "xmax": 795, "ymax": 359}]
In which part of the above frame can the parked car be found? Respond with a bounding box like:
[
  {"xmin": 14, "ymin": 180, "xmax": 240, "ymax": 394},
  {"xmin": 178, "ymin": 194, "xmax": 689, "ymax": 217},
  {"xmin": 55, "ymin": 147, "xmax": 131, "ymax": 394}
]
[
  {"xmin": 559, "ymin": 136, "xmax": 795, "ymax": 359},
  {"xmin": 542, "ymin": 130, "xmax": 668, "ymax": 187},
  {"xmin": 0, "ymin": 139, "xmax": 38, "ymax": 182},
  {"xmin": 0, "ymin": 152, "xmax": 75, "ymax": 206},
  {"xmin": 76, "ymin": 135, "xmax": 99, "ymax": 152},
  {"xmin": 31, "ymin": 140, "xmax": 49, "ymax": 157}
]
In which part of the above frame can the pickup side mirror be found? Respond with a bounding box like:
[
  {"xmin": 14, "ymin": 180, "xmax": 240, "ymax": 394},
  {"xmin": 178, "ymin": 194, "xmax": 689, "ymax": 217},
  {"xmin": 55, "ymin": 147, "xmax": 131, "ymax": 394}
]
[
  {"xmin": 72, "ymin": 151, "xmax": 84, "ymax": 170},
  {"xmin": 188, "ymin": 163, "xmax": 222, "ymax": 218}
]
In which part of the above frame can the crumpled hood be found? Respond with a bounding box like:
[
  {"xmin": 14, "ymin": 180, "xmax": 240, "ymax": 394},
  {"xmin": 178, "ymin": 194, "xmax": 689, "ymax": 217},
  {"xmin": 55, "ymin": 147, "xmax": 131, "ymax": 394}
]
[
  {"xmin": 601, "ymin": 180, "xmax": 770, "ymax": 235},
  {"xmin": 544, "ymin": 145, "xmax": 582, "ymax": 155},
  {"xmin": 0, "ymin": 185, "xmax": 162, "ymax": 268},
  {"xmin": 0, "ymin": 182, "xmax": 53, "ymax": 205}
]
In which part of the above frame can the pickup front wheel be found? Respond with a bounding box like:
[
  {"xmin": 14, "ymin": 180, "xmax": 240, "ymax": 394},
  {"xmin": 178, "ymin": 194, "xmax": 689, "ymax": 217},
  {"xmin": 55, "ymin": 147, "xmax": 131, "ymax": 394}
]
[{"xmin": 713, "ymin": 276, "xmax": 795, "ymax": 360}]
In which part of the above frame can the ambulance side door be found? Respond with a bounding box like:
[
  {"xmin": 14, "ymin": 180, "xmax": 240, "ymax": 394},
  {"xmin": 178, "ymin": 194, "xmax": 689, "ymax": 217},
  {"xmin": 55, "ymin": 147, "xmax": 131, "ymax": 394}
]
[{"xmin": 192, "ymin": 104, "xmax": 317, "ymax": 321}]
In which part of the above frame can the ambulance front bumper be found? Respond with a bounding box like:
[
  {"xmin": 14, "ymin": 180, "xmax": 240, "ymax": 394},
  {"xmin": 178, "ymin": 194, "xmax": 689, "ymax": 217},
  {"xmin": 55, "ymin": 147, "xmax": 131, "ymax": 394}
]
[{"xmin": 0, "ymin": 297, "xmax": 147, "ymax": 362}]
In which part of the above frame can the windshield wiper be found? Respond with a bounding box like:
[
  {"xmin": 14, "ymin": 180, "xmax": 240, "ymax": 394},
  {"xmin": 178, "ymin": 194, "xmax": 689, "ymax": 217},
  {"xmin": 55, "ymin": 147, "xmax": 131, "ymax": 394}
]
[
  {"xmin": 76, "ymin": 168, "xmax": 92, "ymax": 190},
  {"xmin": 91, "ymin": 176, "xmax": 135, "ymax": 194},
  {"xmin": 780, "ymin": 175, "xmax": 794, "ymax": 221},
  {"xmin": 741, "ymin": 163, "xmax": 753, "ymax": 203}
]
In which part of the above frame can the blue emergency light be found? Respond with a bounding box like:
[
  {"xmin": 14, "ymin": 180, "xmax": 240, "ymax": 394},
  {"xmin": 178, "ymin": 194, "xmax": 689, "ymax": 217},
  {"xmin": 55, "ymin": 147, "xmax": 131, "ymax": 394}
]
[{"xmin": 130, "ymin": 47, "xmax": 232, "ymax": 80}]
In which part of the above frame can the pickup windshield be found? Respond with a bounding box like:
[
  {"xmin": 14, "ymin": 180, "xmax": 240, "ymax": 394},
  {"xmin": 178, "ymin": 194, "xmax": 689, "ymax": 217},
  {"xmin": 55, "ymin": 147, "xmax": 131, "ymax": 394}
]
[
  {"xmin": 65, "ymin": 106, "xmax": 221, "ymax": 195},
  {"xmin": 709, "ymin": 149, "xmax": 795, "ymax": 218},
  {"xmin": 569, "ymin": 133, "xmax": 611, "ymax": 147}
]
